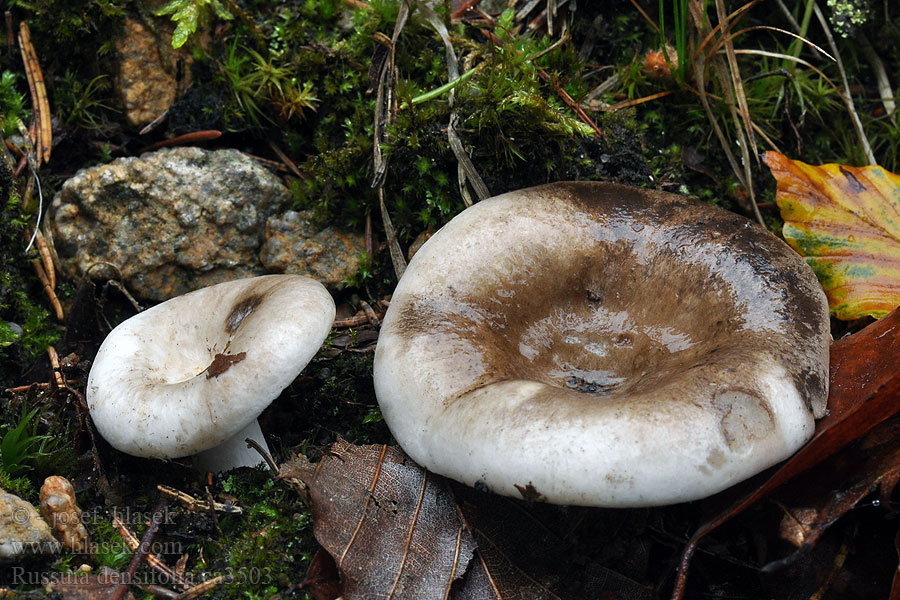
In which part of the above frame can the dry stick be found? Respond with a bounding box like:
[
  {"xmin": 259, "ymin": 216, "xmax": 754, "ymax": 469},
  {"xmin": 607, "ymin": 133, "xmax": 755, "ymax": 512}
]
[
  {"xmin": 109, "ymin": 498, "xmax": 170, "ymax": 600},
  {"xmin": 365, "ymin": 212, "xmax": 373, "ymax": 258},
  {"xmin": 244, "ymin": 437, "xmax": 279, "ymax": 473},
  {"xmin": 359, "ymin": 299, "xmax": 381, "ymax": 328},
  {"xmin": 46, "ymin": 345, "xmax": 64, "ymax": 388},
  {"xmin": 113, "ymin": 516, "xmax": 194, "ymax": 592},
  {"xmin": 139, "ymin": 110, "xmax": 169, "ymax": 136},
  {"xmin": 157, "ymin": 484, "xmax": 243, "ymax": 514},
  {"xmin": 4, "ymin": 11, "xmax": 13, "ymax": 54},
  {"xmin": 33, "ymin": 259, "xmax": 63, "ymax": 320},
  {"xmin": 17, "ymin": 22, "xmax": 50, "ymax": 165},
  {"xmin": 333, "ymin": 313, "xmax": 377, "ymax": 328},
  {"xmin": 34, "ymin": 229, "xmax": 55, "ymax": 289},
  {"xmin": 136, "ymin": 584, "xmax": 179, "ymax": 599},
  {"xmin": 267, "ymin": 140, "xmax": 306, "ymax": 180},
  {"xmin": 137, "ymin": 130, "xmax": 222, "ymax": 154},
  {"xmin": 538, "ymin": 70, "xmax": 604, "ymax": 137},
  {"xmin": 812, "ymin": 4, "xmax": 876, "ymax": 165},
  {"xmin": 203, "ymin": 487, "xmax": 223, "ymax": 538},
  {"xmin": 172, "ymin": 575, "xmax": 232, "ymax": 600},
  {"xmin": 5, "ymin": 382, "xmax": 51, "ymax": 393}
]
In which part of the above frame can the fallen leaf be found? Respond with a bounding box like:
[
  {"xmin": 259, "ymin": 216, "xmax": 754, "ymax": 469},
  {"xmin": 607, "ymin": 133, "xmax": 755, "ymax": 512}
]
[
  {"xmin": 765, "ymin": 151, "xmax": 900, "ymax": 319},
  {"xmin": 281, "ymin": 441, "xmax": 653, "ymax": 600},
  {"xmin": 768, "ymin": 419, "xmax": 900, "ymax": 568},
  {"xmin": 41, "ymin": 573, "xmax": 136, "ymax": 600},
  {"xmin": 279, "ymin": 440, "xmax": 477, "ymax": 599},
  {"xmin": 300, "ymin": 549, "xmax": 343, "ymax": 600},
  {"xmin": 672, "ymin": 305, "xmax": 900, "ymax": 599}
]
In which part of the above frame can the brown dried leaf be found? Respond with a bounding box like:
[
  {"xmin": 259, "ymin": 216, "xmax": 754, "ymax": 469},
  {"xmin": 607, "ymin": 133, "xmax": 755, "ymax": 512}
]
[
  {"xmin": 282, "ymin": 441, "xmax": 652, "ymax": 600},
  {"xmin": 280, "ymin": 439, "xmax": 477, "ymax": 599},
  {"xmin": 300, "ymin": 549, "xmax": 342, "ymax": 600},
  {"xmin": 42, "ymin": 574, "xmax": 136, "ymax": 600},
  {"xmin": 770, "ymin": 419, "xmax": 900, "ymax": 563}
]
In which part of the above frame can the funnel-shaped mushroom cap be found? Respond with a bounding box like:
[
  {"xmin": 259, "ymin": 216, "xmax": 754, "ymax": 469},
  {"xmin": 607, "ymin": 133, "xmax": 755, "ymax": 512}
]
[
  {"xmin": 374, "ymin": 182, "xmax": 830, "ymax": 507},
  {"xmin": 87, "ymin": 275, "xmax": 335, "ymax": 459}
]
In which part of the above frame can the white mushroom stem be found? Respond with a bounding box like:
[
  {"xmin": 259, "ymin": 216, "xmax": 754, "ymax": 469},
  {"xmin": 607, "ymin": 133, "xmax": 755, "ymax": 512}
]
[{"xmin": 193, "ymin": 419, "xmax": 270, "ymax": 473}]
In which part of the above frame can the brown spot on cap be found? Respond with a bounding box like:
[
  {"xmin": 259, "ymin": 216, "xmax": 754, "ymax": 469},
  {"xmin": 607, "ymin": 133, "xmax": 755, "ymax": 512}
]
[
  {"xmin": 204, "ymin": 352, "xmax": 247, "ymax": 379},
  {"xmin": 225, "ymin": 295, "xmax": 263, "ymax": 334}
]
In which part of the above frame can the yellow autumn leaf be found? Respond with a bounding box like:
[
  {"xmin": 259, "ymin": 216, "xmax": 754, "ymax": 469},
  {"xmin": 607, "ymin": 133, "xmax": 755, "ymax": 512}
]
[{"xmin": 764, "ymin": 151, "xmax": 900, "ymax": 320}]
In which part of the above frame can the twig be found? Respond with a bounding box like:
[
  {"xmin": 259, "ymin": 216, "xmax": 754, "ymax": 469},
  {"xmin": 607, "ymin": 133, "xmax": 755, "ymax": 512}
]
[
  {"xmin": 343, "ymin": 0, "xmax": 372, "ymax": 11},
  {"xmin": 333, "ymin": 314, "xmax": 373, "ymax": 328},
  {"xmin": 245, "ymin": 437, "xmax": 279, "ymax": 474},
  {"xmin": 137, "ymin": 130, "xmax": 222, "ymax": 154},
  {"xmin": 18, "ymin": 22, "xmax": 51, "ymax": 165},
  {"xmin": 365, "ymin": 212, "xmax": 373, "ymax": 258},
  {"xmin": 136, "ymin": 584, "xmax": 180, "ymax": 599},
  {"xmin": 33, "ymin": 259, "xmax": 63, "ymax": 320},
  {"xmin": 109, "ymin": 498, "xmax": 169, "ymax": 600},
  {"xmin": 172, "ymin": 575, "xmax": 232, "ymax": 600},
  {"xmin": 156, "ymin": 485, "xmax": 243, "ymax": 515},
  {"xmin": 602, "ymin": 90, "xmax": 675, "ymax": 112},
  {"xmin": 5, "ymin": 382, "xmax": 51, "ymax": 393},
  {"xmin": 46, "ymin": 345, "xmax": 64, "ymax": 388},
  {"xmin": 34, "ymin": 229, "xmax": 55, "ymax": 289},
  {"xmin": 267, "ymin": 140, "xmax": 305, "ymax": 180},
  {"xmin": 113, "ymin": 516, "xmax": 194, "ymax": 592},
  {"xmin": 4, "ymin": 12, "xmax": 13, "ymax": 56},
  {"xmin": 359, "ymin": 299, "xmax": 381, "ymax": 328}
]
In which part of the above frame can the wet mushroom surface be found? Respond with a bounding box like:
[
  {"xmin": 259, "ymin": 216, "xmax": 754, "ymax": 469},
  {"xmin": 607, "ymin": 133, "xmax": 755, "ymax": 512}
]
[{"xmin": 374, "ymin": 181, "xmax": 831, "ymax": 507}]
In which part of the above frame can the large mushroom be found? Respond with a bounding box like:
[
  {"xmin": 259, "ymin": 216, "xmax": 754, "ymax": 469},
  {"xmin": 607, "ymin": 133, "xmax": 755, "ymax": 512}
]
[
  {"xmin": 87, "ymin": 274, "xmax": 335, "ymax": 472},
  {"xmin": 373, "ymin": 182, "xmax": 830, "ymax": 507}
]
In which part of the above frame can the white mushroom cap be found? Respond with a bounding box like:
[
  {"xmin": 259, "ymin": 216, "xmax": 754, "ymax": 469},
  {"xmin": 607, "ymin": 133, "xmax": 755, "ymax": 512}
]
[
  {"xmin": 87, "ymin": 275, "xmax": 335, "ymax": 469},
  {"xmin": 373, "ymin": 182, "xmax": 830, "ymax": 507}
]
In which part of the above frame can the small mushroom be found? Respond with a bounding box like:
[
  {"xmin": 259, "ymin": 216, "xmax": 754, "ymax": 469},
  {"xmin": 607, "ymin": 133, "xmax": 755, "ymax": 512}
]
[
  {"xmin": 373, "ymin": 182, "xmax": 830, "ymax": 507},
  {"xmin": 87, "ymin": 275, "xmax": 335, "ymax": 472}
]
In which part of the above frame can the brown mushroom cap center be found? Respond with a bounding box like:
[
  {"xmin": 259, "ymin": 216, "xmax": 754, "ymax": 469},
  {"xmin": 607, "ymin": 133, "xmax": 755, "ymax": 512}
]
[{"xmin": 393, "ymin": 213, "xmax": 823, "ymax": 408}]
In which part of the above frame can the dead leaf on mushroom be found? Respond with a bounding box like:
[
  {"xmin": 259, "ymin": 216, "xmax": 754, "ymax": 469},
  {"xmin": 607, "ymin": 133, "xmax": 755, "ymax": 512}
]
[{"xmin": 765, "ymin": 151, "xmax": 900, "ymax": 320}]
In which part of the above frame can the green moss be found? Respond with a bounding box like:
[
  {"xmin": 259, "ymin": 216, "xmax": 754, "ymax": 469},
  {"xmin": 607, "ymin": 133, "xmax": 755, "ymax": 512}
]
[
  {"xmin": 90, "ymin": 518, "xmax": 133, "ymax": 571},
  {"xmin": 194, "ymin": 469, "xmax": 316, "ymax": 599},
  {"xmin": 0, "ymin": 467, "xmax": 35, "ymax": 499}
]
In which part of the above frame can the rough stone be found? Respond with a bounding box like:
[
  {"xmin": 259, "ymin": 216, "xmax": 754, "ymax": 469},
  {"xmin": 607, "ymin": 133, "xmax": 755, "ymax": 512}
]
[
  {"xmin": 260, "ymin": 210, "xmax": 365, "ymax": 289},
  {"xmin": 51, "ymin": 147, "xmax": 291, "ymax": 301},
  {"xmin": 115, "ymin": 18, "xmax": 191, "ymax": 128},
  {"xmin": 0, "ymin": 488, "xmax": 60, "ymax": 561}
]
